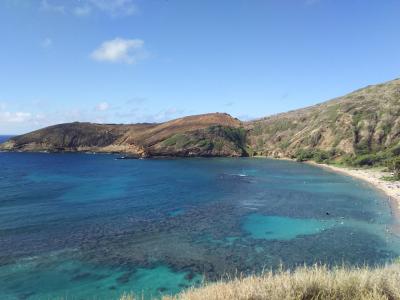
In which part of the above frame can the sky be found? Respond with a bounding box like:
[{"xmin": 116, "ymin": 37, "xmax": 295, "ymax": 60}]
[{"xmin": 0, "ymin": 0, "xmax": 399, "ymax": 134}]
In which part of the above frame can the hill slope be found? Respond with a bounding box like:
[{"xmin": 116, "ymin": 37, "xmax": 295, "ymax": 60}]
[
  {"xmin": 0, "ymin": 113, "xmax": 248, "ymax": 157},
  {"xmin": 2, "ymin": 78, "xmax": 400, "ymax": 162},
  {"xmin": 246, "ymin": 78, "xmax": 400, "ymax": 163}
]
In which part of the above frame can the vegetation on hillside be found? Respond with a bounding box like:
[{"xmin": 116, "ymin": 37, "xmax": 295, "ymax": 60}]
[
  {"xmin": 156, "ymin": 125, "xmax": 248, "ymax": 157},
  {"xmin": 246, "ymin": 79, "xmax": 400, "ymax": 164},
  {"xmin": 0, "ymin": 113, "xmax": 245, "ymax": 157},
  {"xmin": 241, "ymin": 78, "xmax": 400, "ymax": 179},
  {"xmin": 2, "ymin": 78, "xmax": 400, "ymax": 165},
  {"xmin": 121, "ymin": 263, "xmax": 400, "ymax": 300},
  {"xmin": 287, "ymin": 143, "xmax": 400, "ymax": 180}
]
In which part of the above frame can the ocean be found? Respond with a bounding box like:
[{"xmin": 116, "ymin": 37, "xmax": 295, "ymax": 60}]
[
  {"xmin": 0, "ymin": 150, "xmax": 399, "ymax": 299},
  {"xmin": 0, "ymin": 135, "xmax": 13, "ymax": 143}
]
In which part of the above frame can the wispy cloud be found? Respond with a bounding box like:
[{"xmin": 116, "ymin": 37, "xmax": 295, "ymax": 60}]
[
  {"xmin": 0, "ymin": 111, "xmax": 32, "ymax": 123},
  {"xmin": 280, "ymin": 92, "xmax": 289, "ymax": 100},
  {"xmin": 0, "ymin": 102, "xmax": 42, "ymax": 125},
  {"xmin": 149, "ymin": 108, "xmax": 185, "ymax": 122},
  {"xmin": 88, "ymin": 0, "xmax": 137, "ymax": 17},
  {"xmin": 0, "ymin": 99, "xmax": 186, "ymax": 134},
  {"xmin": 40, "ymin": 0, "xmax": 137, "ymax": 17},
  {"xmin": 41, "ymin": 37, "xmax": 53, "ymax": 48},
  {"xmin": 73, "ymin": 5, "xmax": 92, "ymax": 16},
  {"xmin": 40, "ymin": 0, "xmax": 65, "ymax": 13},
  {"xmin": 95, "ymin": 102, "xmax": 110, "ymax": 111},
  {"xmin": 90, "ymin": 38, "xmax": 148, "ymax": 64},
  {"xmin": 114, "ymin": 107, "xmax": 185, "ymax": 124},
  {"xmin": 236, "ymin": 114, "xmax": 255, "ymax": 121},
  {"xmin": 126, "ymin": 97, "xmax": 147, "ymax": 105}
]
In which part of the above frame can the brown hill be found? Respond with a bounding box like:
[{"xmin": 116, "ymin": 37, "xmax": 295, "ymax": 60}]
[{"xmin": 0, "ymin": 113, "xmax": 247, "ymax": 157}]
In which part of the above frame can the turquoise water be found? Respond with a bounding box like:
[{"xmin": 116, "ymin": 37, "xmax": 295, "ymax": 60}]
[
  {"xmin": 0, "ymin": 253, "xmax": 201, "ymax": 299},
  {"xmin": 244, "ymin": 215, "xmax": 335, "ymax": 240},
  {"xmin": 0, "ymin": 151, "xmax": 399, "ymax": 299}
]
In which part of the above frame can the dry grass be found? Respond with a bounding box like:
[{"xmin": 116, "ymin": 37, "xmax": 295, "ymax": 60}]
[{"xmin": 122, "ymin": 263, "xmax": 400, "ymax": 300}]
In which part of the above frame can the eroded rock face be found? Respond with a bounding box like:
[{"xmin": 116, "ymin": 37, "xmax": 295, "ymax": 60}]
[
  {"xmin": 246, "ymin": 78, "xmax": 400, "ymax": 156},
  {"xmin": 0, "ymin": 113, "xmax": 247, "ymax": 157}
]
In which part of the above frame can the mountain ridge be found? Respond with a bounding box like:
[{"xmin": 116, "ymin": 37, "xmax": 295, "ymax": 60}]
[
  {"xmin": 246, "ymin": 78, "xmax": 400, "ymax": 159},
  {"xmin": 2, "ymin": 78, "xmax": 400, "ymax": 163},
  {"xmin": 0, "ymin": 112, "xmax": 247, "ymax": 157}
]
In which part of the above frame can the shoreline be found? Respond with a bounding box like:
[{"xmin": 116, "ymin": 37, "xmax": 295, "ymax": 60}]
[{"xmin": 306, "ymin": 161, "xmax": 400, "ymax": 234}]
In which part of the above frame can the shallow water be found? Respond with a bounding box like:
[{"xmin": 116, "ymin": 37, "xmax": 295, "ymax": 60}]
[
  {"xmin": 244, "ymin": 215, "xmax": 335, "ymax": 240},
  {"xmin": 0, "ymin": 153, "xmax": 399, "ymax": 299}
]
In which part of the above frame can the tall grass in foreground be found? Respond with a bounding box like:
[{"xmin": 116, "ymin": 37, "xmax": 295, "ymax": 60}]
[{"xmin": 121, "ymin": 263, "xmax": 400, "ymax": 300}]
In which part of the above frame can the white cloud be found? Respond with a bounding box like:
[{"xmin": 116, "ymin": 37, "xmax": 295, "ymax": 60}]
[
  {"xmin": 236, "ymin": 114, "xmax": 255, "ymax": 121},
  {"xmin": 40, "ymin": 0, "xmax": 65, "ymax": 13},
  {"xmin": 90, "ymin": 38, "xmax": 147, "ymax": 64},
  {"xmin": 147, "ymin": 108, "xmax": 184, "ymax": 123},
  {"xmin": 126, "ymin": 97, "xmax": 147, "ymax": 105},
  {"xmin": 113, "ymin": 106, "xmax": 186, "ymax": 124},
  {"xmin": 41, "ymin": 37, "xmax": 53, "ymax": 48},
  {"xmin": 40, "ymin": 0, "xmax": 137, "ymax": 17},
  {"xmin": 95, "ymin": 102, "xmax": 110, "ymax": 111},
  {"xmin": 0, "ymin": 98, "xmax": 187, "ymax": 134},
  {"xmin": 74, "ymin": 5, "xmax": 92, "ymax": 16},
  {"xmin": 88, "ymin": 0, "xmax": 137, "ymax": 17},
  {"xmin": 0, "ymin": 111, "xmax": 32, "ymax": 123}
]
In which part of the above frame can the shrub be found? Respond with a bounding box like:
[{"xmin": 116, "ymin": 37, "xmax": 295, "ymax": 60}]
[
  {"xmin": 391, "ymin": 144, "xmax": 400, "ymax": 156},
  {"xmin": 163, "ymin": 134, "xmax": 191, "ymax": 147},
  {"xmin": 294, "ymin": 149, "xmax": 315, "ymax": 162},
  {"xmin": 386, "ymin": 157, "xmax": 400, "ymax": 179},
  {"xmin": 352, "ymin": 154, "xmax": 383, "ymax": 167},
  {"xmin": 196, "ymin": 139, "xmax": 212, "ymax": 149},
  {"xmin": 313, "ymin": 150, "xmax": 330, "ymax": 163},
  {"xmin": 293, "ymin": 149, "xmax": 336, "ymax": 163},
  {"xmin": 207, "ymin": 126, "xmax": 247, "ymax": 148}
]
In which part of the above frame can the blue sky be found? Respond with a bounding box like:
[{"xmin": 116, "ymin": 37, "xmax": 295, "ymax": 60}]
[{"xmin": 1, "ymin": 0, "xmax": 399, "ymax": 134}]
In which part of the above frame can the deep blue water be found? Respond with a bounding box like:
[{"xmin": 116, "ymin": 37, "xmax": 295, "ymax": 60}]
[
  {"xmin": 0, "ymin": 151, "xmax": 399, "ymax": 299},
  {"xmin": 0, "ymin": 135, "xmax": 13, "ymax": 143}
]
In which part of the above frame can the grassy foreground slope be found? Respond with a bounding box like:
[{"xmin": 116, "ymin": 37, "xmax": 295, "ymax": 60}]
[{"xmin": 121, "ymin": 264, "xmax": 400, "ymax": 300}]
